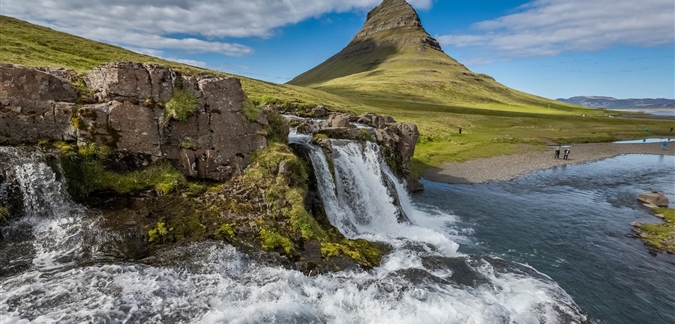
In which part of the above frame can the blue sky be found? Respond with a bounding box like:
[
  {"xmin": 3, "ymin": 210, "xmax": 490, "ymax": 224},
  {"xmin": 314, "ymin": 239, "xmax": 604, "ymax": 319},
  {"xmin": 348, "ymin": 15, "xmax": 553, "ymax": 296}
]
[{"xmin": 3, "ymin": 0, "xmax": 674, "ymax": 99}]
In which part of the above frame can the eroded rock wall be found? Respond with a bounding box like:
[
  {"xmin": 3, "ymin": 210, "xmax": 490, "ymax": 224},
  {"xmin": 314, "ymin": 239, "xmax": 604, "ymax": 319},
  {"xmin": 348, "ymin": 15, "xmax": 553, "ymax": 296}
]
[{"xmin": 0, "ymin": 62, "xmax": 267, "ymax": 182}]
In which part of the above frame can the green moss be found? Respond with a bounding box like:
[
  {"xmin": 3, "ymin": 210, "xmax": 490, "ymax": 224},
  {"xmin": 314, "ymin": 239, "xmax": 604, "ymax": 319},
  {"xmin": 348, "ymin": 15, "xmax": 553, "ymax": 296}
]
[
  {"xmin": 164, "ymin": 87, "xmax": 199, "ymax": 123},
  {"xmin": 320, "ymin": 239, "xmax": 383, "ymax": 268},
  {"xmin": 61, "ymin": 145, "xmax": 186, "ymax": 199},
  {"xmin": 243, "ymin": 94, "xmax": 262, "ymax": 122},
  {"xmin": 180, "ymin": 141, "xmax": 199, "ymax": 150},
  {"xmin": 260, "ymin": 228, "xmax": 295, "ymax": 254},
  {"xmin": 638, "ymin": 207, "xmax": 675, "ymax": 254},
  {"xmin": 70, "ymin": 115, "xmax": 85, "ymax": 130},
  {"xmin": 184, "ymin": 182, "xmax": 208, "ymax": 197},
  {"xmin": 148, "ymin": 222, "xmax": 170, "ymax": 243},
  {"xmin": 361, "ymin": 129, "xmax": 374, "ymax": 142},
  {"xmin": 286, "ymin": 188, "xmax": 327, "ymax": 241},
  {"xmin": 313, "ymin": 133, "xmax": 329, "ymax": 142},
  {"xmin": 0, "ymin": 204, "xmax": 8, "ymax": 223},
  {"xmin": 266, "ymin": 111, "xmax": 290, "ymax": 144},
  {"xmin": 215, "ymin": 223, "xmax": 236, "ymax": 240},
  {"xmin": 71, "ymin": 78, "xmax": 93, "ymax": 95}
]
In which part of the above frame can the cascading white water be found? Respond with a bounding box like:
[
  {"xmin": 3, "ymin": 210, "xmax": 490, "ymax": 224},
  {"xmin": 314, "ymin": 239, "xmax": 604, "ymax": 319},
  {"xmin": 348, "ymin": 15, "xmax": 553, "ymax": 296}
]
[
  {"xmin": 0, "ymin": 147, "xmax": 92, "ymax": 271},
  {"xmin": 0, "ymin": 141, "xmax": 588, "ymax": 323}
]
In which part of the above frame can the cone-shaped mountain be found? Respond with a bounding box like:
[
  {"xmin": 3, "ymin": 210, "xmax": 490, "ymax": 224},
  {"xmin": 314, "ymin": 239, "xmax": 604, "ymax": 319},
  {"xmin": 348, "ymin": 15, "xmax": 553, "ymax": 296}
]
[{"xmin": 289, "ymin": 0, "xmax": 561, "ymax": 107}]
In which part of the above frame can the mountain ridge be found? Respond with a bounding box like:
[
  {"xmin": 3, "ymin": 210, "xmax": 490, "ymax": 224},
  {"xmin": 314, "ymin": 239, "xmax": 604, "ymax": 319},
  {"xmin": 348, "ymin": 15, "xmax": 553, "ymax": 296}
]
[
  {"xmin": 558, "ymin": 96, "xmax": 675, "ymax": 109},
  {"xmin": 288, "ymin": 0, "xmax": 574, "ymax": 110}
]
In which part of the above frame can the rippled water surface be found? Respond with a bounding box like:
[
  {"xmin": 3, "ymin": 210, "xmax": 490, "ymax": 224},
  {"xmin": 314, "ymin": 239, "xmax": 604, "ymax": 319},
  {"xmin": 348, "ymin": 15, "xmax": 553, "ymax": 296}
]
[{"xmin": 416, "ymin": 154, "xmax": 675, "ymax": 324}]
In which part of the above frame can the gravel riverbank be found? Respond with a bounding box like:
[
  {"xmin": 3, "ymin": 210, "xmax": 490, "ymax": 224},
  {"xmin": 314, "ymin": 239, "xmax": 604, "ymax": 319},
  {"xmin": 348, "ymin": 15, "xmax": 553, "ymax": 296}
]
[{"xmin": 423, "ymin": 142, "xmax": 675, "ymax": 184}]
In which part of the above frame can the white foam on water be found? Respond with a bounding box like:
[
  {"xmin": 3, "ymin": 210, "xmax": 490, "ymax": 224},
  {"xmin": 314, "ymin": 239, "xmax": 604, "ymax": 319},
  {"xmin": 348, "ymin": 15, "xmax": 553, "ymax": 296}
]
[{"xmin": 0, "ymin": 144, "xmax": 587, "ymax": 323}]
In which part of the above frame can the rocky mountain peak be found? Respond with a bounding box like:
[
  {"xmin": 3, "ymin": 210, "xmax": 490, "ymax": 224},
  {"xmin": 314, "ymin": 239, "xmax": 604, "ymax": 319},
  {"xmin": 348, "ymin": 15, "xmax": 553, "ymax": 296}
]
[{"xmin": 350, "ymin": 0, "xmax": 442, "ymax": 51}]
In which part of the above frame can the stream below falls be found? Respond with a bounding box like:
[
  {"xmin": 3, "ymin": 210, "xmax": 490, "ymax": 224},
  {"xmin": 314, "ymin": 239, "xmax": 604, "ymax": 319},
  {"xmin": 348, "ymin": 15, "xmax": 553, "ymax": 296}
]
[{"xmin": 1, "ymin": 138, "xmax": 672, "ymax": 323}]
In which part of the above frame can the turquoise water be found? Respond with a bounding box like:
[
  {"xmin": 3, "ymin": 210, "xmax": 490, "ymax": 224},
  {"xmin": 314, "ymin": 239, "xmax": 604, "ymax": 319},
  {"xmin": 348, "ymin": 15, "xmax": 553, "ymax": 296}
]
[{"xmin": 417, "ymin": 154, "xmax": 675, "ymax": 323}]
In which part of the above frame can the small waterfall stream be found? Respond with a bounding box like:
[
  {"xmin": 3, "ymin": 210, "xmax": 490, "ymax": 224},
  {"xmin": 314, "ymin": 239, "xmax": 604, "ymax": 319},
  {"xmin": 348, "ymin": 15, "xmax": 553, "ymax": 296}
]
[{"xmin": 0, "ymin": 139, "xmax": 588, "ymax": 323}]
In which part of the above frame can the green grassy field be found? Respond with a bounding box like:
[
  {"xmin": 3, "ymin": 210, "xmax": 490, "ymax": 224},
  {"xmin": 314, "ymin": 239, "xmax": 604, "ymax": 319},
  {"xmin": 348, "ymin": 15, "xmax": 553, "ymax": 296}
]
[{"xmin": 2, "ymin": 15, "xmax": 672, "ymax": 176}]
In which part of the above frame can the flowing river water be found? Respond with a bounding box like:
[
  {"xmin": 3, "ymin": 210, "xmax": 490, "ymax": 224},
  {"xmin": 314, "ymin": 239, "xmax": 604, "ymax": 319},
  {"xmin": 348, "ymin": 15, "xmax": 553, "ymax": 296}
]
[{"xmin": 0, "ymin": 137, "xmax": 672, "ymax": 323}]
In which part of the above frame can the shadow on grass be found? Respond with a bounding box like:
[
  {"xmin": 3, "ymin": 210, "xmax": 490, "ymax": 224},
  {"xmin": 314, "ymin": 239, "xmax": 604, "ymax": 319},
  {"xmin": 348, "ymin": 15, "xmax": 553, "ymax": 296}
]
[{"xmin": 410, "ymin": 157, "xmax": 473, "ymax": 185}]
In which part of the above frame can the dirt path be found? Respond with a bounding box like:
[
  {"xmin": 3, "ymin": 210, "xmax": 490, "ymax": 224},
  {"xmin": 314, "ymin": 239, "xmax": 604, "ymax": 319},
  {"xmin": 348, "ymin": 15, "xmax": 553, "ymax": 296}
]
[{"xmin": 423, "ymin": 142, "xmax": 675, "ymax": 184}]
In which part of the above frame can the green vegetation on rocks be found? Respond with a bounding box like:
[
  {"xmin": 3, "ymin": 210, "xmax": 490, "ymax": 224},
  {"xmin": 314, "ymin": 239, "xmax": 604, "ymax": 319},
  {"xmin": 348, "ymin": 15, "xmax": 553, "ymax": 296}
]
[
  {"xmin": 148, "ymin": 222, "xmax": 170, "ymax": 243},
  {"xmin": 260, "ymin": 228, "xmax": 295, "ymax": 254},
  {"xmin": 164, "ymin": 87, "xmax": 199, "ymax": 123},
  {"xmin": 0, "ymin": 204, "xmax": 8, "ymax": 224},
  {"xmin": 180, "ymin": 141, "xmax": 199, "ymax": 150},
  {"xmin": 56, "ymin": 142, "xmax": 187, "ymax": 198},
  {"xmin": 638, "ymin": 208, "xmax": 675, "ymax": 254}
]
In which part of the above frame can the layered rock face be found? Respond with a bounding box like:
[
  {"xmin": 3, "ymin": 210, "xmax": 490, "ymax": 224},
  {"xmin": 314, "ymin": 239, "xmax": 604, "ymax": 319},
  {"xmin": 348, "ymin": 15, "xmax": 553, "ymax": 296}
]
[
  {"xmin": 351, "ymin": 0, "xmax": 442, "ymax": 50},
  {"xmin": 0, "ymin": 62, "xmax": 266, "ymax": 181}
]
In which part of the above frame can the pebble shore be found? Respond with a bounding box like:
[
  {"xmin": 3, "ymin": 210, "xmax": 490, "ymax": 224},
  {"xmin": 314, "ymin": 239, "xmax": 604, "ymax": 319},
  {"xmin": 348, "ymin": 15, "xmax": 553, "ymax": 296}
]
[{"xmin": 423, "ymin": 142, "xmax": 675, "ymax": 184}]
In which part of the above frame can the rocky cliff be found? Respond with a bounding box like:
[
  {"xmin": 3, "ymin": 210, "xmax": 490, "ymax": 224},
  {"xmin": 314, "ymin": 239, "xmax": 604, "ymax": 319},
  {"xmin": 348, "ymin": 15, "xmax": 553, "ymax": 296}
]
[
  {"xmin": 0, "ymin": 61, "xmax": 400, "ymax": 274},
  {"xmin": 0, "ymin": 62, "xmax": 267, "ymax": 181}
]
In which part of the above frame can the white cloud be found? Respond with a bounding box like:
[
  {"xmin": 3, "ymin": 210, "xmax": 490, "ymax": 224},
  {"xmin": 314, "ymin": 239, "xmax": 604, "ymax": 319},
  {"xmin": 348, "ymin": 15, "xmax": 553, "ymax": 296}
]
[
  {"xmin": 2, "ymin": 0, "xmax": 432, "ymax": 56},
  {"xmin": 165, "ymin": 58, "xmax": 208, "ymax": 68},
  {"xmin": 437, "ymin": 0, "xmax": 674, "ymax": 62}
]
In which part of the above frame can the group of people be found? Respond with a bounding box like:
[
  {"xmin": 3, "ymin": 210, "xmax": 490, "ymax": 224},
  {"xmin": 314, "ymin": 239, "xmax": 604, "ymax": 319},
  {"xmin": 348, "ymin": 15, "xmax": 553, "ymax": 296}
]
[{"xmin": 554, "ymin": 146, "xmax": 571, "ymax": 160}]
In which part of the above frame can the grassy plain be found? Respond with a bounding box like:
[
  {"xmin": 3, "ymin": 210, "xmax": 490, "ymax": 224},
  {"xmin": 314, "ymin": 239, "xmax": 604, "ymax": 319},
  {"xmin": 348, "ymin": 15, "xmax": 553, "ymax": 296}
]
[{"xmin": 2, "ymin": 15, "xmax": 673, "ymax": 175}]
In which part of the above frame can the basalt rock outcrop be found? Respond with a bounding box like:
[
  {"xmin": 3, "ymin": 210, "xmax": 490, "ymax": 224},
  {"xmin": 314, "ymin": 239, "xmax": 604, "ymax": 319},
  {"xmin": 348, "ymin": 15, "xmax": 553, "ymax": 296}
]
[{"xmin": 0, "ymin": 62, "xmax": 267, "ymax": 181}]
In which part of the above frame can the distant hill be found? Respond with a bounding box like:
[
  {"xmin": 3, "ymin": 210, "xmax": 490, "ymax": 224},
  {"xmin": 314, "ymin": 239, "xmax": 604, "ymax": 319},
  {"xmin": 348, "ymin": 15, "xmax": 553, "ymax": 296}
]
[
  {"xmin": 289, "ymin": 0, "xmax": 573, "ymax": 110},
  {"xmin": 557, "ymin": 96, "xmax": 675, "ymax": 109}
]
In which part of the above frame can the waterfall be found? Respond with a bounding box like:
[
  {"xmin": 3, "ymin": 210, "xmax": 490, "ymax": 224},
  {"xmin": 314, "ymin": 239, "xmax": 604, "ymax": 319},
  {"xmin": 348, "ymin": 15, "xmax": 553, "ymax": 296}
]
[
  {"xmin": 290, "ymin": 130, "xmax": 462, "ymax": 254},
  {"xmin": 0, "ymin": 147, "xmax": 93, "ymax": 271},
  {"xmin": 0, "ymin": 142, "xmax": 587, "ymax": 323}
]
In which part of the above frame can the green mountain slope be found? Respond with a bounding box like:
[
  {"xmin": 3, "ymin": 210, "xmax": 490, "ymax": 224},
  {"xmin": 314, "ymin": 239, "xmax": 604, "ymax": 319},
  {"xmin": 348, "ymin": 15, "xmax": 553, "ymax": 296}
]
[
  {"xmin": 0, "ymin": 15, "xmax": 358, "ymax": 110},
  {"xmin": 289, "ymin": 0, "xmax": 571, "ymax": 110}
]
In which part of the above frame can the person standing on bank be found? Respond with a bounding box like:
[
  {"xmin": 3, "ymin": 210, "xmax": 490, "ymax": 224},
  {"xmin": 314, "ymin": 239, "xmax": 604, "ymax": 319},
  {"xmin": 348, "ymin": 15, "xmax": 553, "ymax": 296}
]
[
  {"xmin": 564, "ymin": 148, "xmax": 570, "ymax": 160},
  {"xmin": 555, "ymin": 146, "xmax": 561, "ymax": 159}
]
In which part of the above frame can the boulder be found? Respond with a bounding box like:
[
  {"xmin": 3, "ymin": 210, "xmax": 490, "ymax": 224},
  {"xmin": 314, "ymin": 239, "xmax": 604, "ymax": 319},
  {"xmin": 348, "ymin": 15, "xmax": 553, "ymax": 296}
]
[
  {"xmin": 355, "ymin": 113, "xmax": 396, "ymax": 129},
  {"xmin": 297, "ymin": 120, "xmax": 322, "ymax": 134},
  {"xmin": 312, "ymin": 105, "xmax": 328, "ymax": 118},
  {"xmin": 394, "ymin": 123, "xmax": 420, "ymax": 161},
  {"xmin": 86, "ymin": 61, "xmax": 176, "ymax": 103},
  {"xmin": 0, "ymin": 64, "xmax": 78, "ymax": 144},
  {"xmin": 2, "ymin": 62, "xmax": 267, "ymax": 183},
  {"xmin": 164, "ymin": 75, "xmax": 266, "ymax": 181},
  {"xmin": 318, "ymin": 127, "xmax": 366, "ymax": 141},
  {"xmin": 638, "ymin": 191, "xmax": 669, "ymax": 207},
  {"xmin": 326, "ymin": 113, "xmax": 351, "ymax": 128},
  {"xmin": 108, "ymin": 101, "xmax": 164, "ymax": 158}
]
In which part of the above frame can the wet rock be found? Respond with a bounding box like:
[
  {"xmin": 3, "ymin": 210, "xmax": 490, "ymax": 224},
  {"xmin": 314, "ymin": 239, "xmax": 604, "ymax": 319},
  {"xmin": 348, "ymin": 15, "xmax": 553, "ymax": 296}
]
[
  {"xmin": 407, "ymin": 179, "xmax": 425, "ymax": 193},
  {"xmin": 638, "ymin": 191, "xmax": 669, "ymax": 207},
  {"xmin": 326, "ymin": 113, "xmax": 351, "ymax": 128},
  {"xmin": 297, "ymin": 119, "xmax": 322, "ymax": 134}
]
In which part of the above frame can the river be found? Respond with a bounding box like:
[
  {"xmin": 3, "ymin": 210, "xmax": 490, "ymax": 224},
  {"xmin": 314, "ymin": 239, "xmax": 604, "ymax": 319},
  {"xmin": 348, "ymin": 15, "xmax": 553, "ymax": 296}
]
[
  {"xmin": 0, "ymin": 142, "xmax": 672, "ymax": 323},
  {"xmin": 417, "ymin": 154, "xmax": 675, "ymax": 323}
]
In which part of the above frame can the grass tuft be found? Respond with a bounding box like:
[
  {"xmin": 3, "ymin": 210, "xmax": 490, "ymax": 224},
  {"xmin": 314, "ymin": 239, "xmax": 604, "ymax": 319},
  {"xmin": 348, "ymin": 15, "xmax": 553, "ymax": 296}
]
[{"xmin": 164, "ymin": 87, "xmax": 199, "ymax": 123}]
